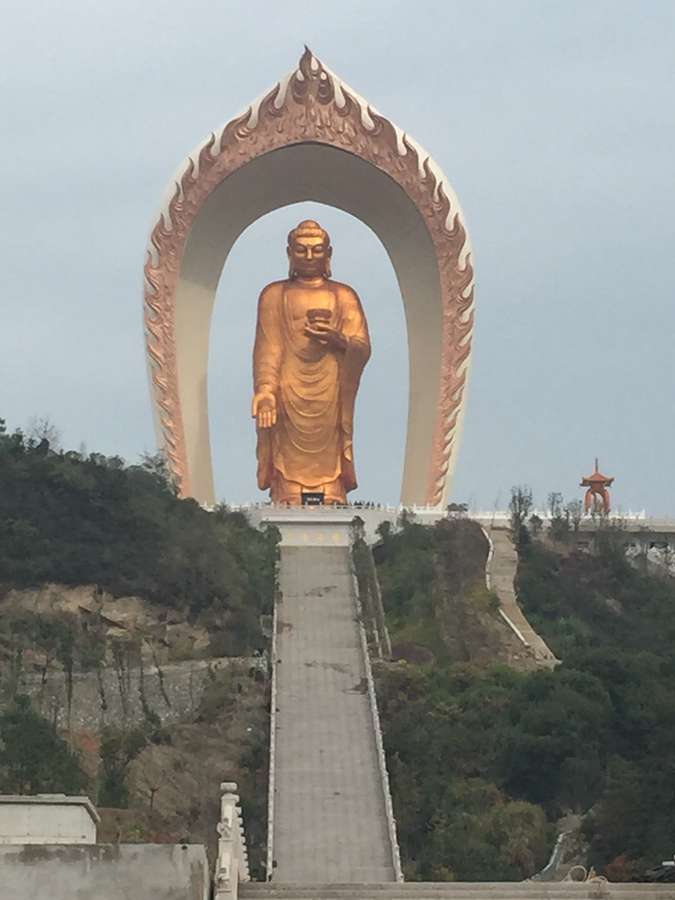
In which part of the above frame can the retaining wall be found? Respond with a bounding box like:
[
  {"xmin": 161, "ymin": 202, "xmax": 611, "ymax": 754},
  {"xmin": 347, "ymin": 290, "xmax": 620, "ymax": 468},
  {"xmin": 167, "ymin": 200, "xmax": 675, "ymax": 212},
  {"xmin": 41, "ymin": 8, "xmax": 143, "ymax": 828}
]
[{"xmin": 15, "ymin": 657, "xmax": 263, "ymax": 731}]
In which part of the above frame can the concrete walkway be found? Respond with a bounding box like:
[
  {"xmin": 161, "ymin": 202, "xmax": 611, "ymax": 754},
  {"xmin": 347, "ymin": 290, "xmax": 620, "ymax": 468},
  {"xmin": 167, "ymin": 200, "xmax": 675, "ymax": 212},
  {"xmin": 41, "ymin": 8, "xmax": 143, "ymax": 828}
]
[
  {"xmin": 272, "ymin": 543, "xmax": 395, "ymax": 883},
  {"xmin": 486, "ymin": 528, "xmax": 558, "ymax": 668}
]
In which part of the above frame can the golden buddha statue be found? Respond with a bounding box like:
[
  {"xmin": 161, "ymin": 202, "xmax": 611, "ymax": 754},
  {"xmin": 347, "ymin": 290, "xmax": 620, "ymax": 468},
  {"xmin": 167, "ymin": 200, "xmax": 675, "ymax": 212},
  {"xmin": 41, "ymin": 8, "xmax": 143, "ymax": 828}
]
[{"xmin": 252, "ymin": 220, "xmax": 371, "ymax": 504}]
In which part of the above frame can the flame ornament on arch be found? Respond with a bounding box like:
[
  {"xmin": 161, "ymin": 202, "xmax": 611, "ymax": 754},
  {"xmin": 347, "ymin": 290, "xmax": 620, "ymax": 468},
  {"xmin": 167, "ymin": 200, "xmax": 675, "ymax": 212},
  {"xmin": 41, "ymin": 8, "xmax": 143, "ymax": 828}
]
[{"xmin": 144, "ymin": 48, "xmax": 474, "ymax": 506}]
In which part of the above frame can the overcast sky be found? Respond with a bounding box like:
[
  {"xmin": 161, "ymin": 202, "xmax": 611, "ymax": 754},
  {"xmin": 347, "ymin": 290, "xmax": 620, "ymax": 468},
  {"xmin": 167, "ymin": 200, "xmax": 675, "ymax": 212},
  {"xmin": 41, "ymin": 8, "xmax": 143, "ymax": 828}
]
[{"xmin": 2, "ymin": 1, "xmax": 674, "ymax": 513}]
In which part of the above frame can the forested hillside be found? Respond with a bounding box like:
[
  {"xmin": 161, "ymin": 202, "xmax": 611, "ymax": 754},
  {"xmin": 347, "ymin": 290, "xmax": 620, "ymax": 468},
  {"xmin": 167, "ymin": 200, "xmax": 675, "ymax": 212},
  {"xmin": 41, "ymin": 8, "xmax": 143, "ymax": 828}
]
[
  {"xmin": 373, "ymin": 516, "xmax": 675, "ymax": 882},
  {"xmin": 3, "ymin": 416, "xmax": 673, "ymax": 882},
  {"xmin": 0, "ymin": 419, "xmax": 277, "ymax": 874},
  {"xmin": 0, "ymin": 418, "xmax": 276, "ymax": 651},
  {"xmin": 517, "ymin": 534, "xmax": 675, "ymax": 880}
]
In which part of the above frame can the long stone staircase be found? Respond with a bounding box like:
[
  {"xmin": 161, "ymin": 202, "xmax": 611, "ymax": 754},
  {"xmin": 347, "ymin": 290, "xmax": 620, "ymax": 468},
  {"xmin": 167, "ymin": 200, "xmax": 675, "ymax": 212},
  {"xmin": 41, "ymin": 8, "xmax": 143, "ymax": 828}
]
[{"xmin": 269, "ymin": 530, "xmax": 398, "ymax": 882}]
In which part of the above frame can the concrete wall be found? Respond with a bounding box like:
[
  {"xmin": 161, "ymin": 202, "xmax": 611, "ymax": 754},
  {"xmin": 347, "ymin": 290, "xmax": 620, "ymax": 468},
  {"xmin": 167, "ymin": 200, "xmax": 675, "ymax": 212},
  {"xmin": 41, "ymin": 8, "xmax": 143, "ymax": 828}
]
[
  {"xmin": 0, "ymin": 843, "xmax": 208, "ymax": 900},
  {"xmin": 18, "ymin": 657, "xmax": 262, "ymax": 731},
  {"xmin": 0, "ymin": 796, "xmax": 98, "ymax": 845},
  {"xmin": 245, "ymin": 504, "xmax": 446, "ymax": 544}
]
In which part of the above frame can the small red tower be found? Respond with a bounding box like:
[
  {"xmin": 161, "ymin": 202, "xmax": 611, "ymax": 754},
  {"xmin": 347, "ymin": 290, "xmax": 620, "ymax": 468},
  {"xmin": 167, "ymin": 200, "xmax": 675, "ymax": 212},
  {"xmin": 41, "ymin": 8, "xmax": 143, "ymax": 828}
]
[{"xmin": 580, "ymin": 459, "xmax": 614, "ymax": 515}]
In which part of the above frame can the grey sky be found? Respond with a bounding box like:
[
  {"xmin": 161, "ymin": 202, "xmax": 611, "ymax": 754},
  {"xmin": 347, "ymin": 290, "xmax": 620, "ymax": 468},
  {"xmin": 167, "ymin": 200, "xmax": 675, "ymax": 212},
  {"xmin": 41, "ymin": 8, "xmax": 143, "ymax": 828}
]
[{"xmin": 2, "ymin": 1, "xmax": 674, "ymax": 512}]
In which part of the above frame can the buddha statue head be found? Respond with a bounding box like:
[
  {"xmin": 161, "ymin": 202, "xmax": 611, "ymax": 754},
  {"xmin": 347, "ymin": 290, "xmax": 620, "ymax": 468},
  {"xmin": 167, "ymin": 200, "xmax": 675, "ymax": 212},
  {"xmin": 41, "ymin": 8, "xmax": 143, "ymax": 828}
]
[{"xmin": 287, "ymin": 219, "xmax": 332, "ymax": 279}]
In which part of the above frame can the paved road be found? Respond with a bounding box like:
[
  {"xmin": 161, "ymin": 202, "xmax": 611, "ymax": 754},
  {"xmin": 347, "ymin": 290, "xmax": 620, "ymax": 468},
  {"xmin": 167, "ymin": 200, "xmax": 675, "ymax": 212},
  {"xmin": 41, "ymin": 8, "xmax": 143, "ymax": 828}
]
[{"xmin": 272, "ymin": 544, "xmax": 395, "ymax": 883}]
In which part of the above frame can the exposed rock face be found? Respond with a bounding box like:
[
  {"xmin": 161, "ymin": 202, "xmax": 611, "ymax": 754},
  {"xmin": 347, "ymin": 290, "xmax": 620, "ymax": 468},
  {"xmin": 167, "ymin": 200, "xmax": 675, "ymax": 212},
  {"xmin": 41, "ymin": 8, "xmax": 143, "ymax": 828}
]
[
  {"xmin": 0, "ymin": 584, "xmax": 271, "ymax": 877},
  {"xmin": 1, "ymin": 584, "xmax": 212, "ymax": 668},
  {"xmin": 99, "ymin": 668, "xmax": 269, "ymax": 872},
  {"xmin": 18, "ymin": 655, "xmax": 263, "ymax": 732}
]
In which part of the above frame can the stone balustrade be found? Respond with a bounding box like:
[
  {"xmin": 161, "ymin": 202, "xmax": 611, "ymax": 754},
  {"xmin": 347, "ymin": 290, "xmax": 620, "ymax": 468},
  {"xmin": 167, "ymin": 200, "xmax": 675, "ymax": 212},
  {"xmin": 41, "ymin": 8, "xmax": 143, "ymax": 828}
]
[{"xmin": 215, "ymin": 782, "xmax": 250, "ymax": 900}]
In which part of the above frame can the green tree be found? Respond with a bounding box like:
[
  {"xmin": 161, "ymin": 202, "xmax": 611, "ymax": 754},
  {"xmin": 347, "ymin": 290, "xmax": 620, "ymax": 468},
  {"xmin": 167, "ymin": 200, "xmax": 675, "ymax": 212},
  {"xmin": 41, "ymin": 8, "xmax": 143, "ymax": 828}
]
[
  {"xmin": 0, "ymin": 697, "xmax": 87, "ymax": 794},
  {"xmin": 98, "ymin": 726, "xmax": 148, "ymax": 808},
  {"xmin": 509, "ymin": 485, "xmax": 533, "ymax": 545}
]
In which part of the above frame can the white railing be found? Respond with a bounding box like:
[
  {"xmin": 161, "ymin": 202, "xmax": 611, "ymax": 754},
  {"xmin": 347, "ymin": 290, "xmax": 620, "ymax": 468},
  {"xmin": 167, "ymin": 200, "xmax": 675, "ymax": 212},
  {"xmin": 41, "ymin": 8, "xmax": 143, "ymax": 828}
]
[
  {"xmin": 531, "ymin": 831, "xmax": 568, "ymax": 881},
  {"xmin": 214, "ymin": 782, "xmax": 250, "ymax": 900},
  {"xmin": 482, "ymin": 525, "xmax": 495, "ymax": 592},
  {"xmin": 350, "ymin": 561, "xmax": 404, "ymax": 882},
  {"xmin": 265, "ymin": 564, "xmax": 280, "ymax": 881},
  {"xmin": 216, "ymin": 502, "xmax": 675, "ymax": 540},
  {"xmin": 472, "ymin": 509, "xmax": 650, "ymax": 524},
  {"xmin": 213, "ymin": 501, "xmax": 665, "ymax": 522},
  {"xmin": 370, "ymin": 564, "xmax": 393, "ymax": 660},
  {"xmin": 228, "ymin": 502, "xmax": 444, "ymax": 514}
]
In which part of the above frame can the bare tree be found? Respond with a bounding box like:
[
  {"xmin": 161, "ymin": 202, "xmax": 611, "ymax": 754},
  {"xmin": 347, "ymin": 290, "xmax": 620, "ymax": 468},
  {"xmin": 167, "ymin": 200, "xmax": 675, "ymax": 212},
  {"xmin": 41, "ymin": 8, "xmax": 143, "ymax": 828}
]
[
  {"xmin": 26, "ymin": 415, "xmax": 60, "ymax": 450},
  {"xmin": 634, "ymin": 526, "xmax": 651, "ymax": 573},
  {"xmin": 547, "ymin": 492, "xmax": 563, "ymax": 519},
  {"xmin": 509, "ymin": 485, "xmax": 533, "ymax": 539},
  {"xmin": 147, "ymin": 782, "xmax": 160, "ymax": 810},
  {"xmin": 565, "ymin": 499, "xmax": 584, "ymax": 533},
  {"xmin": 529, "ymin": 513, "xmax": 543, "ymax": 536},
  {"xmin": 349, "ymin": 515, "xmax": 366, "ymax": 543}
]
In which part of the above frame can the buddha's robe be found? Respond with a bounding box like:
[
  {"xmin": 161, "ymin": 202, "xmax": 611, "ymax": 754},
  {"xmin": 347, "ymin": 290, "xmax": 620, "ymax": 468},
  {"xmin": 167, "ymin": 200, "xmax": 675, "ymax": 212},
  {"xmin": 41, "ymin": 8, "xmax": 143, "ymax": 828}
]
[{"xmin": 253, "ymin": 279, "xmax": 370, "ymax": 496}]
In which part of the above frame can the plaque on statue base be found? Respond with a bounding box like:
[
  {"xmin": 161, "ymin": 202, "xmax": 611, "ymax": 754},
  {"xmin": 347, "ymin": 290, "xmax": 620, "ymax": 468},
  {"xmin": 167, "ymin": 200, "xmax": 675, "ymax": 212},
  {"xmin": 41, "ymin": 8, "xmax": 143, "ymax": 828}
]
[{"xmin": 301, "ymin": 492, "xmax": 325, "ymax": 507}]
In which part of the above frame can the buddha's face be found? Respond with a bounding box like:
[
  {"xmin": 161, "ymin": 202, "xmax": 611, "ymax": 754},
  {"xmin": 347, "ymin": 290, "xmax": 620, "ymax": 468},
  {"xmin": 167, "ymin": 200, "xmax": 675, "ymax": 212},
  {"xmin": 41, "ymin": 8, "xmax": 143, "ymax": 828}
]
[{"xmin": 288, "ymin": 233, "xmax": 331, "ymax": 279}]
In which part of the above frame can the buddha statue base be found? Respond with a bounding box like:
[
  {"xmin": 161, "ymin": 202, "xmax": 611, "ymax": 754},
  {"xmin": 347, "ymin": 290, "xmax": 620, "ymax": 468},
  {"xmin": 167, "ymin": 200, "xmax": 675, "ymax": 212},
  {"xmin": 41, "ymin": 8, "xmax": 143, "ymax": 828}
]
[{"xmin": 271, "ymin": 473, "xmax": 347, "ymax": 506}]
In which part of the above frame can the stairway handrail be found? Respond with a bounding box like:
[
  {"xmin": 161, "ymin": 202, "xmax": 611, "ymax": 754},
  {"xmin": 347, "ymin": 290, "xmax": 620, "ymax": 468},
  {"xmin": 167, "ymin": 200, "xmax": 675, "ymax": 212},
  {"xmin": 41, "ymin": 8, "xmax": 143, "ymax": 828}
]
[
  {"xmin": 350, "ymin": 560, "xmax": 404, "ymax": 882},
  {"xmin": 266, "ymin": 560, "xmax": 280, "ymax": 881}
]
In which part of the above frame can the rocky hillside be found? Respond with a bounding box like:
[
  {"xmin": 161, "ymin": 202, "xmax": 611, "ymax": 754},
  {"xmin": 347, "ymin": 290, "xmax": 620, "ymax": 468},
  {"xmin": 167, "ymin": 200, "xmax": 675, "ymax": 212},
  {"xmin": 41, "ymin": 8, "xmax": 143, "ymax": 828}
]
[{"xmin": 0, "ymin": 420, "xmax": 277, "ymax": 876}]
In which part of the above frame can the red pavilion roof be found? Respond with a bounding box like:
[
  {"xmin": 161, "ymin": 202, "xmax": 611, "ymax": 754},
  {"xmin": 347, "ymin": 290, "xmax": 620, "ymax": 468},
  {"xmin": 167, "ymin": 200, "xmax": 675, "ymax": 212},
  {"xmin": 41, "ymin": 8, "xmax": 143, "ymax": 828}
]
[{"xmin": 580, "ymin": 458, "xmax": 614, "ymax": 487}]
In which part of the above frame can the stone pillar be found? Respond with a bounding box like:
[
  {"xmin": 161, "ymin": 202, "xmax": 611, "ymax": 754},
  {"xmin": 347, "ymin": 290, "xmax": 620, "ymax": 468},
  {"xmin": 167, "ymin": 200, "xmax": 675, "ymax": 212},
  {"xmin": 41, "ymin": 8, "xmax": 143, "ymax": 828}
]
[{"xmin": 215, "ymin": 782, "xmax": 250, "ymax": 900}]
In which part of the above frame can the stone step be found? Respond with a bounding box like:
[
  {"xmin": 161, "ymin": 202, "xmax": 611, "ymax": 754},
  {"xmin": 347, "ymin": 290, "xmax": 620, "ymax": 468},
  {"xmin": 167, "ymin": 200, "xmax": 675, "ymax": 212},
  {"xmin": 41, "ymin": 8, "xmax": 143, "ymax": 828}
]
[
  {"xmin": 241, "ymin": 893, "xmax": 672, "ymax": 900},
  {"xmin": 242, "ymin": 882, "xmax": 675, "ymax": 888},
  {"xmin": 242, "ymin": 896, "xmax": 672, "ymax": 900},
  {"xmin": 240, "ymin": 885, "xmax": 675, "ymax": 899}
]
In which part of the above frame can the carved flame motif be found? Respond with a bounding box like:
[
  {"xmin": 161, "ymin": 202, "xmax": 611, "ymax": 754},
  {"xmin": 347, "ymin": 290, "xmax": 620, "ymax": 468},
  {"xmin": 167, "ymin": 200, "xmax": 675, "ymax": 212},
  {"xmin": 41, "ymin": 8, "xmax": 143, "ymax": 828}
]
[{"xmin": 144, "ymin": 47, "xmax": 474, "ymax": 505}]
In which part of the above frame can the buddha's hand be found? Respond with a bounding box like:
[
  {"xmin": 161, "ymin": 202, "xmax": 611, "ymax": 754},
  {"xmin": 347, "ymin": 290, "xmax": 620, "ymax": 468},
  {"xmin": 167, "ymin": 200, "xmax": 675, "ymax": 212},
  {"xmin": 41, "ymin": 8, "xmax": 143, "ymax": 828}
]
[
  {"xmin": 304, "ymin": 321, "xmax": 348, "ymax": 351},
  {"xmin": 252, "ymin": 390, "xmax": 277, "ymax": 428}
]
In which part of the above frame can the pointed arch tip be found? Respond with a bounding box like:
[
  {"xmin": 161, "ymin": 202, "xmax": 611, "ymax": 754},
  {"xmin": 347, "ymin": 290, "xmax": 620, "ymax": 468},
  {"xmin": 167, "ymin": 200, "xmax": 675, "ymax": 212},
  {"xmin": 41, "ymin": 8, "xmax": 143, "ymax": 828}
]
[
  {"xmin": 301, "ymin": 44, "xmax": 322, "ymax": 64},
  {"xmin": 298, "ymin": 45, "xmax": 317, "ymax": 71}
]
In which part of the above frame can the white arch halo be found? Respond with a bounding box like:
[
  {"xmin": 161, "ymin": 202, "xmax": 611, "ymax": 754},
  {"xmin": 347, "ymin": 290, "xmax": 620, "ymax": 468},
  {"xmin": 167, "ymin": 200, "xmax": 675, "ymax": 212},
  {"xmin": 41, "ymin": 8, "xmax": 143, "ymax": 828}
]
[{"xmin": 144, "ymin": 48, "xmax": 475, "ymax": 507}]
